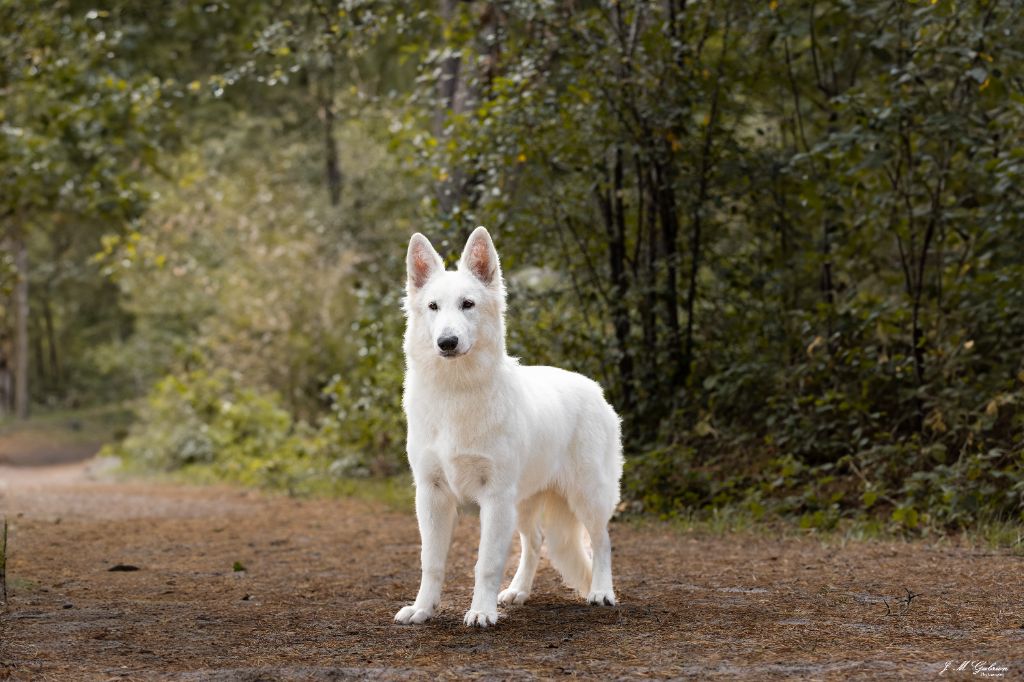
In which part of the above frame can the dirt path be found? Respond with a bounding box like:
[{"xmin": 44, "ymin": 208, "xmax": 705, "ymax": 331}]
[{"xmin": 1, "ymin": 458, "xmax": 1022, "ymax": 681}]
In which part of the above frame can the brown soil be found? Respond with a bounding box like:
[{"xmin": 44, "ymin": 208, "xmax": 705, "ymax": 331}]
[{"xmin": 1, "ymin": 458, "xmax": 1022, "ymax": 681}]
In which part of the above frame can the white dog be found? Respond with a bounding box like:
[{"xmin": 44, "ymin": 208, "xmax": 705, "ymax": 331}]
[{"xmin": 394, "ymin": 226, "xmax": 623, "ymax": 628}]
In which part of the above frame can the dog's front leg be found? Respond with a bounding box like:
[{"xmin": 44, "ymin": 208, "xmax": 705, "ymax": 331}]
[
  {"xmin": 394, "ymin": 483, "xmax": 457, "ymax": 625},
  {"xmin": 464, "ymin": 494, "xmax": 516, "ymax": 627}
]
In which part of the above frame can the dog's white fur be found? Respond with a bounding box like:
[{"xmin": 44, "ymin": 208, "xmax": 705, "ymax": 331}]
[{"xmin": 394, "ymin": 226, "xmax": 623, "ymax": 628}]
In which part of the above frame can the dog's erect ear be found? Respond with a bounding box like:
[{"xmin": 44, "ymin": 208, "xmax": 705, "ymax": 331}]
[
  {"xmin": 407, "ymin": 233, "xmax": 444, "ymax": 290},
  {"xmin": 459, "ymin": 226, "xmax": 501, "ymax": 286}
]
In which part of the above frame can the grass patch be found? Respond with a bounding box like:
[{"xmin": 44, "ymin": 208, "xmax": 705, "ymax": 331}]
[
  {"xmin": 620, "ymin": 506, "xmax": 765, "ymax": 537},
  {"xmin": 618, "ymin": 504, "xmax": 1024, "ymax": 553},
  {"xmin": 0, "ymin": 403, "xmax": 133, "ymax": 438},
  {"xmin": 124, "ymin": 456, "xmax": 1024, "ymax": 553},
  {"xmin": 0, "ymin": 403, "xmax": 135, "ymax": 466},
  {"xmin": 8, "ymin": 577, "xmax": 38, "ymax": 593},
  {"xmin": 960, "ymin": 517, "xmax": 1024, "ymax": 554},
  {"xmin": 298, "ymin": 474, "xmax": 415, "ymax": 510},
  {"xmin": 120, "ymin": 460, "xmax": 416, "ymax": 512}
]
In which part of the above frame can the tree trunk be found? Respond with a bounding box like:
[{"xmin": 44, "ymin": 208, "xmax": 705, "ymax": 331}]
[
  {"xmin": 0, "ymin": 334, "xmax": 11, "ymax": 416},
  {"xmin": 436, "ymin": 0, "xmax": 462, "ymax": 121},
  {"xmin": 32, "ymin": 309, "xmax": 45, "ymax": 386},
  {"xmin": 682, "ymin": 9, "xmax": 730, "ymax": 387},
  {"xmin": 436, "ymin": 0, "xmax": 463, "ymax": 216},
  {"xmin": 682, "ymin": 189, "xmax": 702, "ymax": 386},
  {"xmin": 321, "ymin": 94, "xmax": 342, "ymax": 207},
  {"xmin": 14, "ymin": 237, "xmax": 29, "ymax": 420},
  {"xmin": 654, "ymin": 161, "xmax": 683, "ymax": 391},
  {"xmin": 597, "ymin": 149, "xmax": 635, "ymax": 417},
  {"xmin": 821, "ymin": 220, "xmax": 835, "ymax": 349},
  {"xmin": 638, "ymin": 161, "xmax": 658, "ymax": 395},
  {"xmin": 42, "ymin": 293, "xmax": 61, "ymax": 386}
]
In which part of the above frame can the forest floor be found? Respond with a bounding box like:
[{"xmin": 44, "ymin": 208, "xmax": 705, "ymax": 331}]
[{"xmin": 1, "ymin": 424, "xmax": 1022, "ymax": 680}]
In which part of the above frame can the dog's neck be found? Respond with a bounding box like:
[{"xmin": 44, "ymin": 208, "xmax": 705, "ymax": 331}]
[{"xmin": 406, "ymin": 335, "xmax": 511, "ymax": 395}]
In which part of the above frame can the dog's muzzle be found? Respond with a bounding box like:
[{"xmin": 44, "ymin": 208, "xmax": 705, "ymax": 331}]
[{"xmin": 437, "ymin": 335, "xmax": 459, "ymax": 357}]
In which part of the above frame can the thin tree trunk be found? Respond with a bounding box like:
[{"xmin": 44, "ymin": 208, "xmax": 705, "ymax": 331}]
[
  {"xmin": 654, "ymin": 161, "xmax": 683, "ymax": 390},
  {"xmin": 682, "ymin": 188, "xmax": 703, "ymax": 386},
  {"xmin": 320, "ymin": 93, "xmax": 342, "ymax": 207},
  {"xmin": 638, "ymin": 160, "xmax": 658, "ymax": 393},
  {"xmin": 42, "ymin": 293, "xmax": 60, "ymax": 385},
  {"xmin": 436, "ymin": 0, "xmax": 463, "ymax": 216},
  {"xmin": 0, "ymin": 334, "xmax": 10, "ymax": 416},
  {"xmin": 436, "ymin": 0, "xmax": 462, "ymax": 123},
  {"xmin": 310, "ymin": 2, "xmax": 342, "ymax": 207},
  {"xmin": 682, "ymin": 11, "xmax": 730, "ymax": 385},
  {"xmin": 596, "ymin": 151, "xmax": 635, "ymax": 416},
  {"xmin": 14, "ymin": 236, "xmax": 29, "ymax": 420},
  {"xmin": 32, "ymin": 310, "xmax": 45, "ymax": 386}
]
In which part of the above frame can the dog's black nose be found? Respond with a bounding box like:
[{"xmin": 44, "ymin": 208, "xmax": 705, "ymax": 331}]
[{"xmin": 437, "ymin": 335, "xmax": 459, "ymax": 352}]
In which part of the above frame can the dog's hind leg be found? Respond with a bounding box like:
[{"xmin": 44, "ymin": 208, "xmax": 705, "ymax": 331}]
[
  {"xmin": 581, "ymin": 516, "xmax": 615, "ymax": 606},
  {"xmin": 541, "ymin": 492, "xmax": 593, "ymax": 596},
  {"xmin": 498, "ymin": 495, "xmax": 543, "ymax": 605},
  {"xmin": 566, "ymin": 489, "xmax": 616, "ymax": 606},
  {"xmin": 568, "ymin": 415, "xmax": 621, "ymax": 606}
]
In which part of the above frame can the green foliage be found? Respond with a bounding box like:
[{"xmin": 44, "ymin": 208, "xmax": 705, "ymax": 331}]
[
  {"xmin": 5, "ymin": 1, "xmax": 1023, "ymax": 535},
  {"xmin": 117, "ymin": 369, "xmax": 286, "ymax": 474},
  {"xmin": 110, "ymin": 361, "xmax": 416, "ymax": 502},
  {"xmin": 320, "ymin": 284, "xmax": 407, "ymax": 477},
  {"xmin": 398, "ymin": 0, "xmax": 1024, "ymax": 533}
]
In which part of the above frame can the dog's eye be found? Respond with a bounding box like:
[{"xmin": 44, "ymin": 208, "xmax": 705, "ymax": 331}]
[
  {"xmin": 428, "ymin": 302, "xmax": 438, "ymax": 311},
  {"xmin": 461, "ymin": 300, "xmax": 475, "ymax": 310}
]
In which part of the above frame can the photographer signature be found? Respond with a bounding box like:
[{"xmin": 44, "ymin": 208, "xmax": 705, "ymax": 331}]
[{"xmin": 940, "ymin": 660, "xmax": 1009, "ymax": 678}]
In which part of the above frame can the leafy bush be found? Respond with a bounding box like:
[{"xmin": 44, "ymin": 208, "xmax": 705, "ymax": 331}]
[
  {"xmin": 111, "ymin": 362, "xmax": 417, "ymax": 498},
  {"xmin": 114, "ymin": 369, "xmax": 297, "ymax": 481}
]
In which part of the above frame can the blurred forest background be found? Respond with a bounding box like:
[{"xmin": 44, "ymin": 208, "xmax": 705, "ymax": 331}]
[{"xmin": 1, "ymin": 0, "xmax": 1022, "ymax": 534}]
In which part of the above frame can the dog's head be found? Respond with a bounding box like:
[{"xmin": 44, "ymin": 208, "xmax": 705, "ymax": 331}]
[{"xmin": 404, "ymin": 226, "xmax": 506, "ymax": 361}]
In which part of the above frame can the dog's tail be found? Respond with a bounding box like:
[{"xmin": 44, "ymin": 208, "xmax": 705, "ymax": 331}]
[{"xmin": 540, "ymin": 492, "xmax": 592, "ymax": 596}]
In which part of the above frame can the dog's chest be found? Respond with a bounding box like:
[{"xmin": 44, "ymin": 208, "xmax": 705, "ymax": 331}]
[
  {"xmin": 416, "ymin": 422, "xmax": 493, "ymax": 497},
  {"xmin": 410, "ymin": 412, "xmax": 503, "ymax": 500},
  {"xmin": 406, "ymin": 378, "xmax": 515, "ymax": 500}
]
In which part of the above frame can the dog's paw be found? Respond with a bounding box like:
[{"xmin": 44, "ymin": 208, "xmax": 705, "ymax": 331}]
[
  {"xmin": 394, "ymin": 605, "xmax": 434, "ymax": 625},
  {"xmin": 498, "ymin": 588, "xmax": 529, "ymax": 605},
  {"xmin": 463, "ymin": 608, "xmax": 499, "ymax": 627},
  {"xmin": 587, "ymin": 590, "xmax": 617, "ymax": 607}
]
